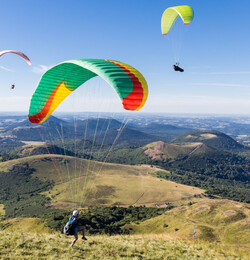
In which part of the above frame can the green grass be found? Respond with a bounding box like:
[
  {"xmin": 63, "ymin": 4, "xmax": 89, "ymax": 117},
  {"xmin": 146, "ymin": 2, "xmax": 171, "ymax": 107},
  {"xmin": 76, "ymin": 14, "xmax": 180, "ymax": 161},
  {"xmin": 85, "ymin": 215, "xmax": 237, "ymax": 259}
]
[
  {"xmin": 144, "ymin": 141, "xmax": 205, "ymax": 160},
  {"xmin": 0, "ymin": 204, "xmax": 5, "ymax": 215},
  {"xmin": 0, "ymin": 218, "xmax": 51, "ymax": 234},
  {"xmin": 0, "ymin": 231, "xmax": 248, "ymax": 260}
]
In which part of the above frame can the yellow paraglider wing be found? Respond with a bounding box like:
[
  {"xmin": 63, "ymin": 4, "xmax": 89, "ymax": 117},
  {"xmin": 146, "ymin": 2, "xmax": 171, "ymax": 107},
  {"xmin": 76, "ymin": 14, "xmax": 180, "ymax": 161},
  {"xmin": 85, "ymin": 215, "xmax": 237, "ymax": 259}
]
[{"xmin": 161, "ymin": 5, "xmax": 194, "ymax": 35}]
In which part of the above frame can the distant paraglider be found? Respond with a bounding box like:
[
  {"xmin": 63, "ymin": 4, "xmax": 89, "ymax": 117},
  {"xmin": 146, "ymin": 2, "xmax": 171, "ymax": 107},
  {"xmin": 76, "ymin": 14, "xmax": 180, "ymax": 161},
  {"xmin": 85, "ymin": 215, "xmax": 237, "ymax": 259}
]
[
  {"xmin": 0, "ymin": 50, "xmax": 31, "ymax": 66},
  {"xmin": 161, "ymin": 5, "xmax": 194, "ymax": 71},
  {"xmin": 11, "ymin": 84, "xmax": 15, "ymax": 89}
]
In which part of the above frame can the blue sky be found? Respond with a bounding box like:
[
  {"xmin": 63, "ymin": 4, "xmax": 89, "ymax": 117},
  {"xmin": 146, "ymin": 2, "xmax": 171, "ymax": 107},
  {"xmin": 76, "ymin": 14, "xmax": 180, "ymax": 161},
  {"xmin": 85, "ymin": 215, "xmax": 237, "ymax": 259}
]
[{"xmin": 1, "ymin": 0, "xmax": 250, "ymax": 115}]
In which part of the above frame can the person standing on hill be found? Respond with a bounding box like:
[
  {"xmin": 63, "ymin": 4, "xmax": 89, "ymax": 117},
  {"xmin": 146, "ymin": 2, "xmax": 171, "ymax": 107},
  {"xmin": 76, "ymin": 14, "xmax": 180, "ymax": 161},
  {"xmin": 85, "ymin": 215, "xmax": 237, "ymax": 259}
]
[{"xmin": 64, "ymin": 210, "xmax": 87, "ymax": 248}]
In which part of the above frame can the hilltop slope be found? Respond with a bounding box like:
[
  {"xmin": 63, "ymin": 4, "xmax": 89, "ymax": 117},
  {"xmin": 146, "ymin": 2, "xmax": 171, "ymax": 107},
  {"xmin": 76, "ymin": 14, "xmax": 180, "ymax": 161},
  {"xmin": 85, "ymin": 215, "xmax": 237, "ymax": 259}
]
[
  {"xmin": 12, "ymin": 143, "xmax": 76, "ymax": 157},
  {"xmin": 144, "ymin": 141, "xmax": 216, "ymax": 161},
  {"xmin": 143, "ymin": 140, "xmax": 250, "ymax": 181}
]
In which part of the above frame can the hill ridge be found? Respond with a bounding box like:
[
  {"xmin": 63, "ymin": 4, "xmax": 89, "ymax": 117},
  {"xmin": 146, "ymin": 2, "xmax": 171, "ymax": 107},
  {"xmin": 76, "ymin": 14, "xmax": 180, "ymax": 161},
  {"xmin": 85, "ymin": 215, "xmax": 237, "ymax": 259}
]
[{"xmin": 172, "ymin": 129, "xmax": 245, "ymax": 152}]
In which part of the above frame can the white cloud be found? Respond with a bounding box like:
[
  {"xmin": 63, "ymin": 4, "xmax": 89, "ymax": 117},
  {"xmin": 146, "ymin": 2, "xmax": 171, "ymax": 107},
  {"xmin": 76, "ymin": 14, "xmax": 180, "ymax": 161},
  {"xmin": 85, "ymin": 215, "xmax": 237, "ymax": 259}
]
[
  {"xmin": 0, "ymin": 96, "xmax": 30, "ymax": 112},
  {"xmin": 191, "ymin": 69, "xmax": 250, "ymax": 76},
  {"xmin": 192, "ymin": 83, "xmax": 250, "ymax": 88},
  {"xmin": 0, "ymin": 65, "xmax": 14, "ymax": 72},
  {"xmin": 190, "ymin": 65, "xmax": 213, "ymax": 69},
  {"xmin": 210, "ymin": 71, "xmax": 250, "ymax": 75},
  {"xmin": 31, "ymin": 64, "xmax": 52, "ymax": 74}
]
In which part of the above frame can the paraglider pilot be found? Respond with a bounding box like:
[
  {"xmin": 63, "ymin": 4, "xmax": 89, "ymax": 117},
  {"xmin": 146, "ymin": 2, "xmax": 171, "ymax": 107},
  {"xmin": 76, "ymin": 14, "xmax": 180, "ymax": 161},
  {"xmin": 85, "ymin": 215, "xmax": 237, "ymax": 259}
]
[
  {"xmin": 173, "ymin": 62, "xmax": 184, "ymax": 72},
  {"xmin": 63, "ymin": 210, "xmax": 87, "ymax": 248},
  {"xmin": 70, "ymin": 210, "xmax": 87, "ymax": 248}
]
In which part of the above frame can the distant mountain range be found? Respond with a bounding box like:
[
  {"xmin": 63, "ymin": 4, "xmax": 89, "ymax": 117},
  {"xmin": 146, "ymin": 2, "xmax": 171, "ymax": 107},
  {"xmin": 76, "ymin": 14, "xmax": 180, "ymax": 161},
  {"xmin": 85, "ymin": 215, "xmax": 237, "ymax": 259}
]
[
  {"xmin": 131, "ymin": 122, "xmax": 192, "ymax": 142},
  {"xmin": 2, "ymin": 116, "xmax": 193, "ymax": 147},
  {"xmin": 1, "ymin": 116, "xmax": 250, "ymax": 160}
]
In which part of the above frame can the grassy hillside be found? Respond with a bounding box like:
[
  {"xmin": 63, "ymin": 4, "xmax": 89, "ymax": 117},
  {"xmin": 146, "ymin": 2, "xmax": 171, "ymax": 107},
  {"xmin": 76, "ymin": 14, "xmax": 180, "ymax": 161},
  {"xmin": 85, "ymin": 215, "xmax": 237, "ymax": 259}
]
[
  {"xmin": 126, "ymin": 199, "xmax": 250, "ymax": 247},
  {"xmin": 0, "ymin": 155, "xmax": 204, "ymax": 209},
  {"xmin": 144, "ymin": 141, "xmax": 216, "ymax": 161},
  {"xmin": 0, "ymin": 143, "xmax": 76, "ymax": 162},
  {"xmin": 0, "ymin": 231, "xmax": 249, "ymax": 259},
  {"xmin": 0, "ymin": 204, "xmax": 5, "ymax": 215},
  {"xmin": 0, "ymin": 218, "xmax": 51, "ymax": 234}
]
